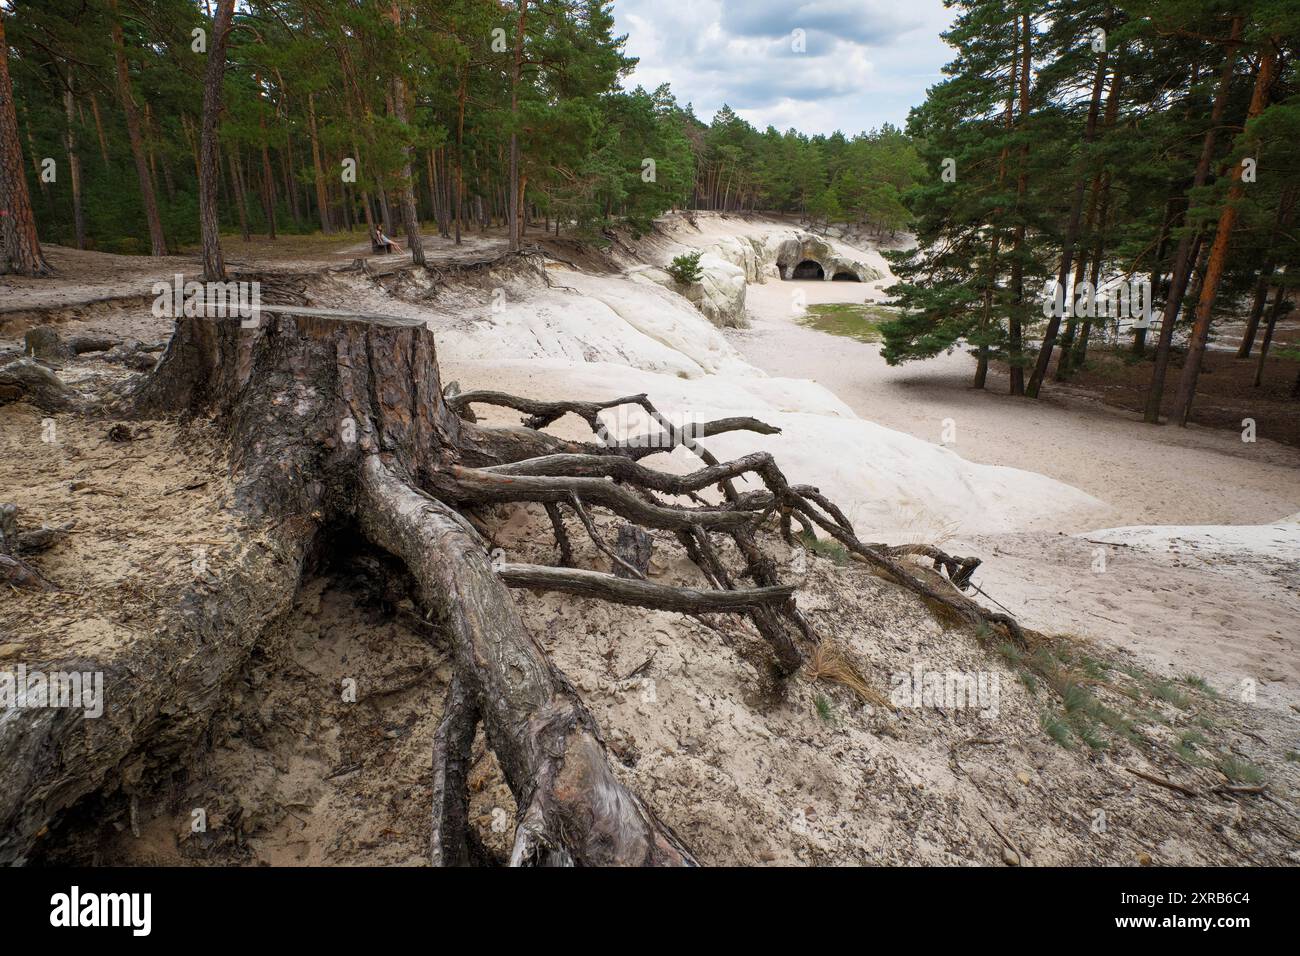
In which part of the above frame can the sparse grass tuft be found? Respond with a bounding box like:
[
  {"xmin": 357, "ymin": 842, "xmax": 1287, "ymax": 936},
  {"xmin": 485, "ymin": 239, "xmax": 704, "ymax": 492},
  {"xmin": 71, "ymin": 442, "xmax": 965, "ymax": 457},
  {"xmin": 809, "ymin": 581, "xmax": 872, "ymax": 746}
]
[
  {"xmin": 814, "ymin": 693, "xmax": 834, "ymax": 722},
  {"xmin": 1041, "ymin": 711, "xmax": 1074, "ymax": 749},
  {"xmin": 1218, "ymin": 756, "xmax": 1265, "ymax": 785},
  {"xmin": 1074, "ymin": 722, "xmax": 1108, "ymax": 750},
  {"xmin": 804, "ymin": 641, "xmax": 890, "ymax": 709},
  {"xmin": 798, "ymin": 530, "xmax": 851, "ymax": 566},
  {"xmin": 1147, "ymin": 679, "xmax": 1191, "ymax": 710},
  {"xmin": 1175, "ymin": 730, "xmax": 1208, "ymax": 765},
  {"xmin": 1181, "ymin": 674, "xmax": 1218, "ymax": 697},
  {"xmin": 1080, "ymin": 655, "xmax": 1111, "ymax": 680}
]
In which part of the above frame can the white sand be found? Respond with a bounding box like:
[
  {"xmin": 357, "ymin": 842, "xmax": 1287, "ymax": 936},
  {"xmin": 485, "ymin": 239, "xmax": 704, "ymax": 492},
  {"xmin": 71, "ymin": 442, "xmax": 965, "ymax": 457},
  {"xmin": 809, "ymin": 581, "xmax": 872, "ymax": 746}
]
[{"xmin": 669, "ymin": 214, "xmax": 1300, "ymax": 710}]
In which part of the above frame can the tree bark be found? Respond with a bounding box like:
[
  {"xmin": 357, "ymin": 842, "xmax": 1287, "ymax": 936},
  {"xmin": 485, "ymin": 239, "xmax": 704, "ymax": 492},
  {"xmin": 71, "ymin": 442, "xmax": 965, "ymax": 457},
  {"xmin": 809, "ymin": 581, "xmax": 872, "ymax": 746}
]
[
  {"xmin": 62, "ymin": 81, "xmax": 85, "ymax": 251},
  {"xmin": 508, "ymin": 0, "xmax": 529, "ymax": 252},
  {"xmin": 199, "ymin": 0, "xmax": 236, "ymax": 280},
  {"xmin": 308, "ymin": 92, "xmax": 333, "ymax": 234},
  {"xmin": 1027, "ymin": 40, "xmax": 1108, "ymax": 398},
  {"xmin": 227, "ymin": 143, "xmax": 250, "ymax": 241},
  {"xmin": 1144, "ymin": 16, "xmax": 1243, "ymax": 423},
  {"xmin": 89, "ymin": 92, "xmax": 110, "ymax": 165},
  {"xmin": 0, "ymin": 11, "xmax": 52, "ymax": 276},
  {"xmin": 385, "ymin": 1, "xmax": 425, "ymax": 264},
  {"xmin": 1006, "ymin": 13, "xmax": 1033, "ymax": 396},
  {"xmin": 108, "ymin": 0, "xmax": 167, "ymax": 256},
  {"xmin": 1236, "ymin": 188, "xmax": 1292, "ymax": 357},
  {"xmin": 1252, "ymin": 282, "xmax": 1286, "ymax": 388},
  {"xmin": 1171, "ymin": 37, "xmax": 1278, "ymax": 426}
]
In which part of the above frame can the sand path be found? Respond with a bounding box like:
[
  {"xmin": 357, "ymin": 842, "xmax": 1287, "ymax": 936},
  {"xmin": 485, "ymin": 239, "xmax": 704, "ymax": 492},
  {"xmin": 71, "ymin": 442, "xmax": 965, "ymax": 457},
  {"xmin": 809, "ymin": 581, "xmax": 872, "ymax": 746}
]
[
  {"xmin": 730, "ymin": 275, "xmax": 1300, "ymax": 711},
  {"xmin": 734, "ymin": 278, "xmax": 1300, "ymax": 530}
]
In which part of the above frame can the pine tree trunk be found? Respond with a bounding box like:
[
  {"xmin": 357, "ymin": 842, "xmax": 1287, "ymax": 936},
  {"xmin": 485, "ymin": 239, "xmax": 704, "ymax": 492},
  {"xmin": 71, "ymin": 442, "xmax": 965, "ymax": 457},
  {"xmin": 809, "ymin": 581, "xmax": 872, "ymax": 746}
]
[
  {"xmin": 454, "ymin": 69, "xmax": 467, "ymax": 246},
  {"xmin": 508, "ymin": 0, "xmax": 529, "ymax": 251},
  {"xmin": 0, "ymin": 12, "xmax": 51, "ymax": 275},
  {"xmin": 1135, "ymin": 193, "xmax": 1179, "ymax": 357},
  {"xmin": 259, "ymin": 135, "xmax": 278, "ymax": 239},
  {"xmin": 1236, "ymin": 189, "xmax": 1291, "ymax": 357},
  {"xmin": 1144, "ymin": 16, "xmax": 1243, "ymax": 423},
  {"xmin": 385, "ymin": 1, "xmax": 425, "ymax": 264},
  {"xmin": 308, "ymin": 93, "xmax": 333, "ymax": 234},
  {"xmin": 89, "ymin": 92, "xmax": 110, "ymax": 165},
  {"xmin": 1171, "ymin": 38, "xmax": 1278, "ymax": 426},
  {"xmin": 1252, "ymin": 283, "xmax": 1285, "ymax": 387},
  {"xmin": 1027, "ymin": 42, "xmax": 1108, "ymax": 398},
  {"xmin": 1073, "ymin": 185, "xmax": 1111, "ymax": 371},
  {"xmin": 199, "ymin": 0, "xmax": 236, "ymax": 281},
  {"xmin": 229, "ymin": 144, "xmax": 251, "ymax": 242},
  {"xmin": 62, "ymin": 82, "xmax": 86, "ymax": 250},
  {"xmin": 109, "ymin": 0, "xmax": 167, "ymax": 256},
  {"xmin": 1006, "ymin": 13, "xmax": 1033, "ymax": 397}
]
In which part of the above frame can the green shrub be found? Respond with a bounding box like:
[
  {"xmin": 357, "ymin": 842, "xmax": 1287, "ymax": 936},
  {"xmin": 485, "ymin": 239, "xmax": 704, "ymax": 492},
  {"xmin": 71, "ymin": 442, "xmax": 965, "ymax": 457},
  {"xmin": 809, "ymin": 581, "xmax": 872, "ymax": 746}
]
[{"xmin": 666, "ymin": 250, "xmax": 704, "ymax": 286}]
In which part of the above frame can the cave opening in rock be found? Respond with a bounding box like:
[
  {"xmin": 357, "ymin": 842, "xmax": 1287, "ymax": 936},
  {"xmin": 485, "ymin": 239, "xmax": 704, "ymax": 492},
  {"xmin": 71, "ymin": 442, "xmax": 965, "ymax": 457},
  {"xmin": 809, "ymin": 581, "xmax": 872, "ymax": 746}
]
[
  {"xmin": 831, "ymin": 271, "xmax": 860, "ymax": 282},
  {"xmin": 791, "ymin": 260, "xmax": 824, "ymax": 280}
]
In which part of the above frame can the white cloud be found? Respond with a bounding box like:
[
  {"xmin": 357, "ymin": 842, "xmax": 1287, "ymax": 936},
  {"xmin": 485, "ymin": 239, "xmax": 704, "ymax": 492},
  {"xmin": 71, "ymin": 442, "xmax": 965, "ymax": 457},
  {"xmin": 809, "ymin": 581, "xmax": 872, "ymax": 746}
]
[{"xmin": 613, "ymin": 0, "xmax": 955, "ymax": 134}]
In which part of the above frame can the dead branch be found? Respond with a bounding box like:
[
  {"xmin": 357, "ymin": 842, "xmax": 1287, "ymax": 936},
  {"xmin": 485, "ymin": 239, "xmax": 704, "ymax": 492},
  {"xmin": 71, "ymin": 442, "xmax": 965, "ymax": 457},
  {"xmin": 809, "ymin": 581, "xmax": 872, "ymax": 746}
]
[{"xmin": 497, "ymin": 563, "xmax": 795, "ymax": 612}]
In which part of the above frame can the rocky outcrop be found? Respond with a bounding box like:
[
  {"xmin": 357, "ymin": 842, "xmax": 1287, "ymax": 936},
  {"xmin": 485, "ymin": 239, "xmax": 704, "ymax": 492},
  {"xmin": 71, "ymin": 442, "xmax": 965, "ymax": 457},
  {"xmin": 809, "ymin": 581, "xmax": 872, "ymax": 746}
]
[
  {"xmin": 771, "ymin": 234, "xmax": 881, "ymax": 283},
  {"xmin": 631, "ymin": 256, "xmax": 749, "ymax": 328}
]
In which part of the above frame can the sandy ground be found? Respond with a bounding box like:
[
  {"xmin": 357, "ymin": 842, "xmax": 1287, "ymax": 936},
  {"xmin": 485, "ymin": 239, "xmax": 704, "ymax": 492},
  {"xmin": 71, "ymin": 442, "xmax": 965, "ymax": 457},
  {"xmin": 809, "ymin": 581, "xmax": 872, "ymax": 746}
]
[
  {"xmin": 735, "ymin": 278, "xmax": 1300, "ymax": 529},
  {"xmin": 50, "ymin": 507, "xmax": 1300, "ymax": 867},
  {"xmin": 722, "ymin": 248, "xmax": 1300, "ymax": 714},
  {"xmin": 5, "ymin": 222, "xmax": 1298, "ymax": 866}
]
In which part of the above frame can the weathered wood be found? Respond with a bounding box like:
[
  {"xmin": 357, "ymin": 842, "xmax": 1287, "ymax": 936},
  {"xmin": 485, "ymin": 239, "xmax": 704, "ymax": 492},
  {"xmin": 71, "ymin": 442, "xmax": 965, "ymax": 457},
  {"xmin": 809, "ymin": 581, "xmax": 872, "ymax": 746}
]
[
  {"xmin": 0, "ymin": 359, "xmax": 80, "ymax": 412},
  {"xmin": 24, "ymin": 326, "xmax": 117, "ymax": 363},
  {"xmin": 498, "ymin": 562, "xmax": 794, "ymax": 611},
  {"xmin": 3, "ymin": 298, "xmax": 1025, "ymax": 867},
  {"xmin": 358, "ymin": 455, "xmax": 697, "ymax": 866},
  {"xmin": 429, "ymin": 673, "xmax": 483, "ymax": 867}
]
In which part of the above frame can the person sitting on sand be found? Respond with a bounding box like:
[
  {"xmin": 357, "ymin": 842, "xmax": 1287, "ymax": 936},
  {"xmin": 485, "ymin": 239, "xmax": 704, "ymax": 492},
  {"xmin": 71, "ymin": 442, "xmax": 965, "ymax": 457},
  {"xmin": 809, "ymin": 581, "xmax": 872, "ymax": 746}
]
[{"xmin": 373, "ymin": 225, "xmax": 403, "ymax": 255}]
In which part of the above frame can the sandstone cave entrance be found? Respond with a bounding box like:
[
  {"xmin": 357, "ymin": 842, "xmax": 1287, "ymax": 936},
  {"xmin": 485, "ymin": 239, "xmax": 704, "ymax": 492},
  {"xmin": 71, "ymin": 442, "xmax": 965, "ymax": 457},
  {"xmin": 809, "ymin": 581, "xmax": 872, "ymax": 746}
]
[
  {"xmin": 791, "ymin": 260, "xmax": 824, "ymax": 280},
  {"xmin": 831, "ymin": 271, "xmax": 860, "ymax": 282}
]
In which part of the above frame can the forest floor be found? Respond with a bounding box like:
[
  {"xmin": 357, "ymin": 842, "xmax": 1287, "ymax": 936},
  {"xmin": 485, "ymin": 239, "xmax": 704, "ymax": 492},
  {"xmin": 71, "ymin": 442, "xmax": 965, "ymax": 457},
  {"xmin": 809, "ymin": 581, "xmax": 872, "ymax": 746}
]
[
  {"xmin": 2, "ymin": 217, "xmax": 1298, "ymax": 866},
  {"xmin": 1046, "ymin": 344, "xmax": 1300, "ymax": 448}
]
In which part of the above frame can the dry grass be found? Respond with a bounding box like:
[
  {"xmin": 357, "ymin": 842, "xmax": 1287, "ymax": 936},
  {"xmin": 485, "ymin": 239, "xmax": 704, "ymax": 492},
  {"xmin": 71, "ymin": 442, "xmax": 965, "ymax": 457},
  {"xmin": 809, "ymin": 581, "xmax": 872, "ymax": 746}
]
[
  {"xmin": 804, "ymin": 641, "xmax": 891, "ymax": 709},
  {"xmin": 885, "ymin": 504, "xmax": 961, "ymax": 564}
]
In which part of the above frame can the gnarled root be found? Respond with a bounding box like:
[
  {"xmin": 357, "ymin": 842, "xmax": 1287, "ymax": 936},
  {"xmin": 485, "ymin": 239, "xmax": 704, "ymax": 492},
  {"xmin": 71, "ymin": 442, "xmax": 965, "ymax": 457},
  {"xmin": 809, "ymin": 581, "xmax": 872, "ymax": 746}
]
[
  {"xmin": 54, "ymin": 305, "xmax": 1026, "ymax": 867},
  {"xmin": 357, "ymin": 455, "xmax": 697, "ymax": 866},
  {"xmin": 0, "ymin": 359, "xmax": 81, "ymax": 413}
]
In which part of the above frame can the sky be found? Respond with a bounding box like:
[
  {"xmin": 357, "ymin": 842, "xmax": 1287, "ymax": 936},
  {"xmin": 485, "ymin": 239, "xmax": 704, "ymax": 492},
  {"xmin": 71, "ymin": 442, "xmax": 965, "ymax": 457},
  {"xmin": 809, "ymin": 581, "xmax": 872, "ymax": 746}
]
[{"xmin": 610, "ymin": 0, "xmax": 957, "ymax": 137}]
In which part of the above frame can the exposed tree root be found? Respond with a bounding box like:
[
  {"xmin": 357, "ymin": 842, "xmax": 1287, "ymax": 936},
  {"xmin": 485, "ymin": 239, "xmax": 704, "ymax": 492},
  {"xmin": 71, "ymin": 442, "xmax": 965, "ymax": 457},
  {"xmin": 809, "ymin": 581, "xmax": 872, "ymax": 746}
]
[
  {"xmin": 498, "ymin": 562, "xmax": 796, "ymax": 611},
  {"xmin": 357, "ymin": 456, "xmax": 697, "ymax": 866},
  {"xmin": 14, "ymin": 302, "xmax": 1025, "ymax": 865},
  {"xmin": 0, "ymin": 503, "xmax": 57, "ymax": 590},
  {"xmin": 0, "ymin": 358, "xmax": 82, "ymax": 413}
]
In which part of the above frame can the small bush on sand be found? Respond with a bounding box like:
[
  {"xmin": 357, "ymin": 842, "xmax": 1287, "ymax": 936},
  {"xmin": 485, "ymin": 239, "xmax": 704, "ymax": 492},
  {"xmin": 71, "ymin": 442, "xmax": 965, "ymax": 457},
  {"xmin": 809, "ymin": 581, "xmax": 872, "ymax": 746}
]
[{"xmin": 667, "ymin": 250, "xmax": 704, "ymax": 286}]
